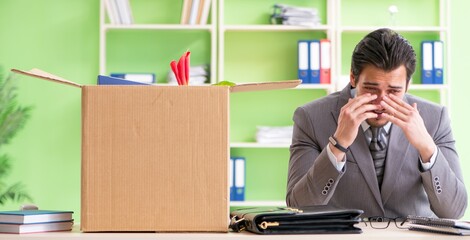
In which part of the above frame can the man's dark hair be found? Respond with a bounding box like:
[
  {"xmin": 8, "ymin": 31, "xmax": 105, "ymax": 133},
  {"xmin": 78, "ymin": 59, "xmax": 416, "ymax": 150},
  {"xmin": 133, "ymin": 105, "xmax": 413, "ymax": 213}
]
[{"xmin": 351, "ymin": 28, "xmax": 416, "ymax": 85}]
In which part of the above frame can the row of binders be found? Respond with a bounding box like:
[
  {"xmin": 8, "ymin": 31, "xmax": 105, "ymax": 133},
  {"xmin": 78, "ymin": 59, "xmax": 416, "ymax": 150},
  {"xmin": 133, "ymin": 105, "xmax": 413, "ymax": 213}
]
[
  {"xmin": 181, "ymin": 0, "xmax": 212, "ymax": 25},
  {"xmin": 421, "ymin": 40, "xmax": 444, "ymax": 84},
  {"xmin": 229, "ymin": 157, "xmax": 245, "ymax": 201},
  {"xmin": 104, "ymin": 0, "xmax": 134, "ymax": 25},
  {"xmin": 298, "ymin": 39, "xmax": 331, "ymax": 84}
]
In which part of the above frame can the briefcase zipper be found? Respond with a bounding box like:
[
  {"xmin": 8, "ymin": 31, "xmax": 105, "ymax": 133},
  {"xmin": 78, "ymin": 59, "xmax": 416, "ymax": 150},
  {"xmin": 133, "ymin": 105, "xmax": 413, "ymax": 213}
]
[
  {"xmin": 259, "ymin": 221, "xmax": 280, "ymax": 229},
  {"xmin": 285, "ymin": 207, "xmax": 303, "ymax": 213}
]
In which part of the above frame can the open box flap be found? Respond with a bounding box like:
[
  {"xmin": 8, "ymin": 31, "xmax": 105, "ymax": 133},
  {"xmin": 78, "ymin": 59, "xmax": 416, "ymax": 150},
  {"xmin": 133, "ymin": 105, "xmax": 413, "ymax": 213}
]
[
  {"xmin": 11, "ymin": 68, "xmax": 302, "ymax": 91},
  {"xmin": 11, "ymin": 68, "xmax": 82, "ymax": 88},
  {"xmin": 230, "ymin": 80, "xmax": 301, "ymax": 93}
]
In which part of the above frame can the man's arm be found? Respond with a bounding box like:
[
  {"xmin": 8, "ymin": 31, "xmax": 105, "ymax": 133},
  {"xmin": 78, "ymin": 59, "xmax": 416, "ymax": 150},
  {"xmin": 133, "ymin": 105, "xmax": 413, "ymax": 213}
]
[
  {"xmin": 419, "ymin": 106, "xmax": 467, "ymax": 218},
  {"xmin": 382, "ymin": 95, "xmax": 467, "ymax": 218},
  {"xmin": 287, "ymin": 94, "xmax": 380, "ymax": 207},
  {"xmin": 286, "ymin": 107, "xmax": 345, "ymax": 207}
]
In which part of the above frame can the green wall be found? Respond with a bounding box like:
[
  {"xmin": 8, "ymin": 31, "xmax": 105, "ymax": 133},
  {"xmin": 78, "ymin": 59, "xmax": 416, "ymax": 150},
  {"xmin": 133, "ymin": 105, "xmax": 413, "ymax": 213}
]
[{"xmin": 1, "ymin": 0, "xmax": 470, "ymax": 221}]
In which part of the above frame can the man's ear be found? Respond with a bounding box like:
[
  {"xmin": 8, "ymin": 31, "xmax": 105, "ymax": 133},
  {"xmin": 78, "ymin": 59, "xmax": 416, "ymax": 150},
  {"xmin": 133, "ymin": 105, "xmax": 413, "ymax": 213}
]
[{"xmin": 350, "ymin": 71, "xmax": 356, "ymax": 87}]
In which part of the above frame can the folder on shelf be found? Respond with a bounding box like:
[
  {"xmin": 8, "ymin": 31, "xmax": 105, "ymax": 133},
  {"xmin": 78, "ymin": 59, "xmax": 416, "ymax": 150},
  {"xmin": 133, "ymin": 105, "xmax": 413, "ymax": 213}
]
[
  {"xmin": 97, "ymin": 75, "xmax": 150, "ymax": 85},
  {"xmin": 195, "ymin": 0, "xmax": 205, "ymax": 24},
  {"xmin": 320, "ymin": 39, "xmax": 331, "ymax": 84},
  {"xmin": 110, "ymin": 73, "xmax": 156, "ymax": 84},
  {"xmin": 309, "ymin": 40, "xmax": 320, "ymax": 84},
  {"xmin": 180, "ymin": 0, "xmax": 192, "ymax": 24},
  {"xmin": 104, "ymin": 0, "xmax": 119, "ymax": 24},
  {"xmin": 230, "ymin": 157, "xmax": 235, "ymax": 201},
  {"xmin": 188, "ymin": 0, "xmax": 200, "ymax": 25},
  {"xmin": 433, "ymin": 40, "xmax": 444, "ymax": 84},
  {"xmin": 421, "ymin": 41, "xmax": 434, "ymax": 84},
  {"xmin": 234, "ymin": 157, "xmax": 246, "ymax": 201},
  {"xmin": 199, "ymin": 0, "xmax": 211, "ymax": 25},
  {"xmin": 298, "ymin": 40, "xmax": 310, "ymax": 84},
  {"xmin": 115, "ymin": 0, "xmax": 133, "ymax": 25}
]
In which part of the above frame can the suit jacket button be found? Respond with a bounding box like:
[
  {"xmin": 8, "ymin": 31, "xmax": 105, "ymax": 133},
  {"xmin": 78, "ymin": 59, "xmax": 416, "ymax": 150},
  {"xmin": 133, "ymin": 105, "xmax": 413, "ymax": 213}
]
[
  {"xmin": 322, "ymin": 190, "xmax": 328, "ymax": 195},
  {"xmin": 434, "ymin": 176, "xmax": 440, "ymax": 182}
]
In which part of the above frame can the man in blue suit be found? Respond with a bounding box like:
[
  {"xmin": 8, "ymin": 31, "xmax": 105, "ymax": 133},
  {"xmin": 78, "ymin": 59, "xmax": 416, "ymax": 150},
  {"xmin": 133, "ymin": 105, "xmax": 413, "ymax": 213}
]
[{"xmin": 287, "ymin": 28, "xmax": 467, "ymax": 218}]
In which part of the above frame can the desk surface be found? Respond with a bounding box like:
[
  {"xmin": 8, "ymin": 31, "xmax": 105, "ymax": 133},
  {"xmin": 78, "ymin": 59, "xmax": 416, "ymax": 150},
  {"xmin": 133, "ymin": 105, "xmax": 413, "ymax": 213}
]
[{"xmin": 0, "ymin": 223, "xmax": 462, "ymax": 240}]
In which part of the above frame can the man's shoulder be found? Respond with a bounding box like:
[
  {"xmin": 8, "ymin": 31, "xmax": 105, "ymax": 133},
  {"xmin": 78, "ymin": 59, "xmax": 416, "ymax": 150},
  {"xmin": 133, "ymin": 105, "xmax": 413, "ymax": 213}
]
[
  {"xmin": 405, "ymin": 94, "xmax": 444, "ymax": 111},
  {"xmin": 300, "ymin": 90, "xmax": 342, "ymax": 111}
]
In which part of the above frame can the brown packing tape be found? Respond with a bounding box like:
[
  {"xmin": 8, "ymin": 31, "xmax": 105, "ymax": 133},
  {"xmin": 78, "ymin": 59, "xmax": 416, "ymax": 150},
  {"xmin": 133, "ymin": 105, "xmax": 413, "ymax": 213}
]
[
  {"xmin": 230, "ymin": 80, "xmax": 302, "ymax": 93},
  {"xmin": 11, "ymin": 68, "xmax": 82, "ymax": 88}
]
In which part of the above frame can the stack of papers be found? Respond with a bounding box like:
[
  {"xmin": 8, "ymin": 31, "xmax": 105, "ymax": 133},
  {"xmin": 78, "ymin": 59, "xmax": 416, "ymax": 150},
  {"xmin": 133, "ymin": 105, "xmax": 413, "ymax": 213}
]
[
  {"xmin": 407, "ymin": 215, "xmax": 470, "ymax": 236},
  {"xmin": 256, "ymin": 126, "xmax": 293, "ymax": 144},
  {"xmin": 167, "ymin": 64, "xmax": 209, "ymax": 85},
  {"xmin": 271, "ymin": 4, "xmax": 321, "ymax": 27}
]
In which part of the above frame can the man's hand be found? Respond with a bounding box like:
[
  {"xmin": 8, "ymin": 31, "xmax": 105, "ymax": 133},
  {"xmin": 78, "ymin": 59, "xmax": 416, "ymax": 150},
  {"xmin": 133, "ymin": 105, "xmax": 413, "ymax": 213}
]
[
  {"xmin": 331, "ymin": 94, "xmax": 380, "ymax": 159},
  {"xmin": 380, "ymin": 94, "xmax": 435, "ymax": 162}
]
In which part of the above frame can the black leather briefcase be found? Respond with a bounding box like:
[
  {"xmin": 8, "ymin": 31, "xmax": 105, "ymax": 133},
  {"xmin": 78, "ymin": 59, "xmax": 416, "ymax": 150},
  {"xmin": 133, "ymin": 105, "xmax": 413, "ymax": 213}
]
[{"xmin": 229, "ymin": 205, "xmax": 363, "ymax": 234}]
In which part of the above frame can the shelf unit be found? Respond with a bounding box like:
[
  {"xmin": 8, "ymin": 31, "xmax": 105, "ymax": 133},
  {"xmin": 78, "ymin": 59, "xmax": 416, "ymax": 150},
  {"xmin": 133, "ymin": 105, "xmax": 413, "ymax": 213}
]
[
  {"xmin": 220, "ymin": 0, "xmax": 335, "ymax": 207},
  {"xmin": 98, "ymin": 0, "xmax": 218, "ymax": 84},
  {"xmin": 218, "ymin": 0, "xmax": 336, "ymax": 87}
]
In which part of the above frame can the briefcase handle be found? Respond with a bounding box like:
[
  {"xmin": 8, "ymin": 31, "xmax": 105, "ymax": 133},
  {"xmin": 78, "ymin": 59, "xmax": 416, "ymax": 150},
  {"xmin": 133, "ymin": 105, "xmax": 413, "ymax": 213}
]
[{"xmin": 229, "ymin": 215, "xmax": 246, "ymax": 232}]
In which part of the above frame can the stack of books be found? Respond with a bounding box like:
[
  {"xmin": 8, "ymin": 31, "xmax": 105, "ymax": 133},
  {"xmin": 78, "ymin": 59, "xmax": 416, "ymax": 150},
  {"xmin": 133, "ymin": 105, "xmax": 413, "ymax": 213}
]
[
  {"xmin": 167, "ymin": 64, "xmax": 209, "ymax": 85},
  {"xmin": 0, "ymin": 210, "xmax": 73, "ymax": 234},
  {"xmin": 181, "ymin": 0, "xmax": 212, "ymax": 25},
  {"xmin": 271, "ymin": 4, "xmax": 321, "ymax": 27}
]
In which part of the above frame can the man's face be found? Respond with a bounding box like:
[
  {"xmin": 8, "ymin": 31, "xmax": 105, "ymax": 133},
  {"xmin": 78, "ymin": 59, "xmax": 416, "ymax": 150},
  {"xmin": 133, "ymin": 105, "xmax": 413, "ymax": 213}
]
[{"xmin": 350, "ymin": 65, "xmax": 408, "ymax": 127}]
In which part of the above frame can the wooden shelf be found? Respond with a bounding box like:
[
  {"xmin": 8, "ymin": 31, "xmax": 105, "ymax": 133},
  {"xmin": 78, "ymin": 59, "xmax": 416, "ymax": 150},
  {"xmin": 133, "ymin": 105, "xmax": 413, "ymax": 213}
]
[
  {"xmin": 103, "ymin": 24, "xmax": 214, "ymax": 31},
  {"xmin": 230, "ymin": 200, "xmax": 286, "ymax": 207},
  {"xmin": 230, "ymin": 142, "xmax": 290, "ymax": 148},
  {"xmin": 222, "ymin": 24, "xmax": 331, "ymax": 32},
  {"xmin": 339, "ymin": 26, "xmax": 448, "ymax": 32}
]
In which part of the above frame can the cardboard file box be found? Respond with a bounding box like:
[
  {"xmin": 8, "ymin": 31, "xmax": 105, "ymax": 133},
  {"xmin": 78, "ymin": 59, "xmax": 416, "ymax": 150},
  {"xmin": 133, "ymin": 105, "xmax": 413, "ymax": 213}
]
[{"xmin": 13, "ymin": 68, "xmax": 300, "ymax": 232}]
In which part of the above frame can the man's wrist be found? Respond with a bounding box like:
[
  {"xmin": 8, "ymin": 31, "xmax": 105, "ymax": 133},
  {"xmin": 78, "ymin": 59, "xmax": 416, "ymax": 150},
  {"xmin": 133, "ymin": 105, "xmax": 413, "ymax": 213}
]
[{"xmin": 329, "ymin": 136, "xmax": 349, "ymax": 153}]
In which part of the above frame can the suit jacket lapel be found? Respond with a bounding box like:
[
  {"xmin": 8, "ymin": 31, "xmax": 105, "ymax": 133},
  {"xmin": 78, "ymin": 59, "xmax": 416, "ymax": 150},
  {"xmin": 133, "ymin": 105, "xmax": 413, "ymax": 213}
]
[
  {"xmin": 381, "ymin": 96, "xmax": 412, "ymax": 205},
  {"xmin": 331, "ymin": 85, "xmax": 383, "ymax": 210}
]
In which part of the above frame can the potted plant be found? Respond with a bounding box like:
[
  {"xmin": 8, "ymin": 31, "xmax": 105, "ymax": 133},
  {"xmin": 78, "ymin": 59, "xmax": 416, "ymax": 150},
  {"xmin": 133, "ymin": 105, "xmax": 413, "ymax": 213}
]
[{"xmin": 0, "ymin": 66, "xmax": 33, "ymax": 205}]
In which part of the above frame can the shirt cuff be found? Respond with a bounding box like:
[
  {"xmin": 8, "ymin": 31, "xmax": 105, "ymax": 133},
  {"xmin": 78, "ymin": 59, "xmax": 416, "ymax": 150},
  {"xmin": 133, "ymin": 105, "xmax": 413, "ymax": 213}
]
[
  {"xmin": 327, "ymin": 144, "xmax": 346, "ymax": 172},
  {"xmin": 420, "ymin": 145, "xmax": 437, "ymax": 171}
]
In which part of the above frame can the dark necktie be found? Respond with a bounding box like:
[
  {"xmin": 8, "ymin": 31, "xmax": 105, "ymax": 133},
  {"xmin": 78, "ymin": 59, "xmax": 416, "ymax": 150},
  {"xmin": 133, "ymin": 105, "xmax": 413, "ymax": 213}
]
[{"xmin": 369, "ymin": 127, "xmax": 387, "ymax": 189}]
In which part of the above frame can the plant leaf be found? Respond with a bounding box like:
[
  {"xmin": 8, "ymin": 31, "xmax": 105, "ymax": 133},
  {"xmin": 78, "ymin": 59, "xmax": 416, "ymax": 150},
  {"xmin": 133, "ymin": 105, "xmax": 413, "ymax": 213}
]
[{"xmin": 213, "ymin": 81, "xmax": 236, "ymax": 86}]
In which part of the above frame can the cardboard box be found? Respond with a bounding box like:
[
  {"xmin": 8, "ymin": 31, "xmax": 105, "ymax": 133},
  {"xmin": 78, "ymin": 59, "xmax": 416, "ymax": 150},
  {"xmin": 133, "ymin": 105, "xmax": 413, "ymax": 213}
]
[{"xmin": 12, "ymin": 68, "xmax": 300, "ymax": 232}]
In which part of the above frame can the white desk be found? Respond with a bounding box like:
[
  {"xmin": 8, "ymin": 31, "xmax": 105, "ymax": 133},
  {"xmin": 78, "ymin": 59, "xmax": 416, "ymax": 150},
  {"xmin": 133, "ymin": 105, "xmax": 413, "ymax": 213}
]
[{"xmin": 0, "ymin": 223, "xmax": 462, "ymax": 240}]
